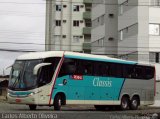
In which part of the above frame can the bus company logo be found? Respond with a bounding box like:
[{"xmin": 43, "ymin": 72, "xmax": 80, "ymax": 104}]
[
  {"xmin": 93, "ymin": 78, "xmax": 112, "ymax": 87},
  {"xmin": 71, "ymin": 75, "xmax": 83, "ymax": 80}
]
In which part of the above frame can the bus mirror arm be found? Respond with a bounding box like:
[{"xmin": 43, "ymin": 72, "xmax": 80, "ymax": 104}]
[
  {"xmin": 33, "ymin": 63, "xmax": 52, "ymax": 75},
  {"xmin": 6, "ymin": 65, "xmax": 13, "ymax": 70}
]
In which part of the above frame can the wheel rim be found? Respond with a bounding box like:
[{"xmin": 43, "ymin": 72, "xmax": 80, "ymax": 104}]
[
  {"xmin": 58, "ymin": 98, "xmax": 61, "ymax": 107},
  {"xmin": 132, "ymin": 100, "xmax": 138, "ymax": 107},
  {"xmin": 122, "ymin": 99, "xmax": 128, "ymax": 109}
]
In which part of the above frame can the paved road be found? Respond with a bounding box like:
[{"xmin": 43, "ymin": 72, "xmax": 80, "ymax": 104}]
[{"xmin": 0, "ymin": 102, "xmax": 160, "ymax": 119}]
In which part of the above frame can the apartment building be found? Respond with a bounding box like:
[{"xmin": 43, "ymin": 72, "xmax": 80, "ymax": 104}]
[
  {"xmin": 91, "ymin": 0, "xmax": 118, "ymax": 57},
  {"xmin": 45, "ymin": 0, "xmax": 92, "ymax": 53},
  {"xmin": 92, "ymin": 0, "xmax": 160, "ymax": 63}
]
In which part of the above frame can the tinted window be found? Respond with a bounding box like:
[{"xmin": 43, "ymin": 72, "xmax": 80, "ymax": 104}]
[
  {"xmin": 93, "ymin": 62, "xmax": 109, "ymax": 76},
  {"xmin": 82, "ymin": 60, "xmax": 93, "ymax": 75},
  {"xmin": 58, "ymin": 58, "xmax": 76, "ymax": 77},
  {"xmin": 58, "ymin": 58, "xmax": 155, "ymax": 80},
  {"xmin": 109, "ymin": 63, "xmax": 123, "ymax": 78},
  {"xmin": 134, "ymin": 66, "xmax": 144, "ymax": 79},
  {"xmin": 38, "ymin": 57, "xmax": 61, "ymax": 86},
  {"xmin": 145, "ymin": 67, "xmax": 155, "ymax": 79},
  {"xmin": 123, "ymin": 64, "xmax": 134, "ymax": 78},
  {"xmin": 123, "ymin": 64, "xmax": 154, "ymax": 80}
]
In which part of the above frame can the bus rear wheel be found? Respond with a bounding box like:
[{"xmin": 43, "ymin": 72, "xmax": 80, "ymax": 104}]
[
  {"xmin": 29, "ymin": 105, "xmax": 37, "ymax": 110},
  {"xmin": 54, "ymin": 95, "xmax": 62, "ymax": 111},
  {"xmin": 120, "ymin": 97, "xmax": 130, "ymax": 110},
  {"xmin": 130, "ymin": 97, "xmax": 139, "ymax": 110}
]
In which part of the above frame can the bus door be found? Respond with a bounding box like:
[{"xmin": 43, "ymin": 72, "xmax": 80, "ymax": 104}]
[
  {"xmin": 37, "ymin": 65, "xmax": 54, "ymax": 104},
  {"xmin": 37, "ymin": 57, "xmax": 61, "ymax": 105}
]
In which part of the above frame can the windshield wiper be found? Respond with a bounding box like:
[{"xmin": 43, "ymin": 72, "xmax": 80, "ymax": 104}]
[{"xmin": 12, "ymin": 71, "xmax": 21, "ymax": 89}]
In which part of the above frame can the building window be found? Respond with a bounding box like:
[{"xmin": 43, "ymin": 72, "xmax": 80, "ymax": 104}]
[
  {"xmin": 150, "ymin": 0, "xmax": 160, "ymax": 6},
  {"xmin": 92, "ymin": 37, "xmax": 105, "ymax": 50},
  {"xmin": 73, "ymin": 20, "xmax": 80, "ymax": 27},
  {"xmin": 73, "ymin": 36, "xmax": 81, "ymax": 43},
  {"xmin": 120, "ymin": 30, "xmax": 123, "ymax": 40},
  {"xmin": 73, "ymin": 5, "xmax": 80, "ymax": 11},
  {"xmin": 86, "ymin": 7, "xmax": 91, "ymax": 12},
  {"xmin": 149, "ymin": 52, "xmax": 160, "ymax": 63},
  {"xmin": 55, "ymin": 20, "xmax": 61, "ymax": 26},
  {"xmin": 156, "ymin": 53, "xmax": 159, "ymax": 63},
  {"xmin": 98, "ymin": 37, "xmax": 105, "ymax": 47},
  {"xmin": 119, "ymin": 0, "xmax": 128, "ymax": 15},
  {"xmin": 149, "ymin": 24, "xmax": 160, "ymax": 35},
  {"xmin": 63, "ymin": 5, "xmax": 67, "ymax": 8},
  {"xmin": 158, "ymin": 0, "xmax": 160, "ymax": 5},
  {"xmin": 56, "ymin": 5, "xmax": 62, "ymax": 11},
  {"xmin": 101, "ymin": 15, "xmax": 105, "ymax": 25},
  {"xmin": 119, "ymin": 4, "xmax": 123, "ymax": 15}
]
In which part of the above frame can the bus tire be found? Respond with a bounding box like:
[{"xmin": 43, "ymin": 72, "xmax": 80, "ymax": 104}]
[
  {"xmin": 94, "ymin": 105, "xmax": 106, "ymax": 111},
  {"xmin": 130, "ymin": 97, "xmax": 139, "ymax": 110},
  {"xmin": 29, "ymin": 105, "xmax": 37, "ymax": 110},
  {"xmin": 54, "ymin": 95, "xmax": 62, "ymax": 111},
  {"xmin": 120, "ymin": 96, "xmax": 130, "ymax": 110}
]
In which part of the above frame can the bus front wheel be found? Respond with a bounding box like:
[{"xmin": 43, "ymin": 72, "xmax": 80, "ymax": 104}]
[
  {"xmin": 120, "ymin": 97, "xmax": 130, "ymax": 110},
  {"xmin": 29, "ymin": 105, "xmax": 37, "ymax": 110},
  {"xmin": 54, "ymin": 95, "xmax": 62, "ymax": 111}
]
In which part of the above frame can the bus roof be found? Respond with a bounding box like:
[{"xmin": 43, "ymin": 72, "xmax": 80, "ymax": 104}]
[
  {"xmin": 17, "ymin": 51, "xmax": 138, "ymax": 65},
  {"xmin": 17, "ymin": 51, "xmax": 64, "ymax": 60},
  {"xmin": 64, "ymin": 51, "xmax": 137, "ymax": 65}
]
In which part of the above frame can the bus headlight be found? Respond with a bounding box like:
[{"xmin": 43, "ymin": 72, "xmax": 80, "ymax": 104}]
[
  {"xmin": 28, "ymin": 90, "xmax": 42, "ymax": 97},
  {"xmin": 28, "ymin": 93, "xmax": 34, "ymax": 97}
]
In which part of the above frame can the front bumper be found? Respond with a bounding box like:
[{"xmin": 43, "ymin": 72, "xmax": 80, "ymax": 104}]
[{"xmin": 7, "ymin": 93, "xmax": 38, "ymax": 105}]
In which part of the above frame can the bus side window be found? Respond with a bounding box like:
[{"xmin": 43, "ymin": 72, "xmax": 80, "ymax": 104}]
[
  {"xmin": 116, "ymin": 64, "xmax": 123, "ymax": 78},
  {"xmin": 58, "ymin": 58, "xmax": 76, "ymax": 77},
  {"xmin": 58, "ymin": 63, "xmax": 67, "ymax": 77},
  {"xmin": 145, "ymin": 67, "xmax": 154, "ymax": 79},
  {"xmin": 74, "ymin": 59, "xmax": 83, "ymax": 75},
  {"xmin": 109, "ymin": 63, "xmax": 114, "ymax": 77},
  {"xmin": 93, "ymin": 62, "xmax": 105, "ymax": 76},
  {"xmin": 123, "ymin": 64, "xmax": 134, "ymax": 78},
  {"xmin": 105, "ymin": 64, "xmax": 110, "ymax": 76},
  {"xmin": 82, "ymin": 60, "xmax": 93, "ymax": 76},
  {"xmin": 134, "ymin": 66, "xmax": 144, "ymax": 79},
  {"xmin": 109, "ymin": 63, "xmax": 123, "ymax": 78},
  {"xmin": 39, "ymin": 57, "xmax": 61, "ymax": 86}
]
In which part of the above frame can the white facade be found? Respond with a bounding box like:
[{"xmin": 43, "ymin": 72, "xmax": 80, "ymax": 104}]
[
  {"xmin": 45, "ymin": 0, "xmax": 92, "ymax": 53},
  {"xmin": 92, "ymin": 0, "xmax": 160, "ymax": 63}
]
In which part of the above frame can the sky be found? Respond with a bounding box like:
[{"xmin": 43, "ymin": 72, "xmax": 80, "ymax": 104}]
[{"xmin": 0, "ymin": 0, "xmax": 45, "ymax": 75}]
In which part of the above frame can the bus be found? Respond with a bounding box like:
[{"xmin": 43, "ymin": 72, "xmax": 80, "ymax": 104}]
[{"xmin": 7, "ymin": 51, "xmax": 155, "ymax": 110}]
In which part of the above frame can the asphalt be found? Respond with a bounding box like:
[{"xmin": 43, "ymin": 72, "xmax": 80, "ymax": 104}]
[{"xmin": 0, "ymin": 102, "xmax": 160, "ymax": 119}]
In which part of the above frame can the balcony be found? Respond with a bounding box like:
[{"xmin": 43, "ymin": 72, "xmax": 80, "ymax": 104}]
[
  {"xmin": 83, "ymin": 27, "xmax": 91, "ymax": 35},
  {"xmin": 83, "ymin": 0, "xmax": 92, "ymax": 4},
  {"xmin": 83, "ymin": 11, "xmax": 91, "ymax": 19},
  {"xmin": 83, "ymin": 42, "xmax": 91, "ymax": 50}
]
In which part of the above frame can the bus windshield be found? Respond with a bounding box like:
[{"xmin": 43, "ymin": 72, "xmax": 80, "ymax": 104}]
[
  {"xmin": 8, "ymin": 60, "xmax": 42, "ymax": 90},
  {"xmin": 8, "ymin": 57, "xmax": 61, "ymax": 91}
]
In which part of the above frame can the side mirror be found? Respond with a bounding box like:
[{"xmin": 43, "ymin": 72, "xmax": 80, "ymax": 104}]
[{"xmin": 33, "ymin": 63, "xmax": 51, "ymax": 75}]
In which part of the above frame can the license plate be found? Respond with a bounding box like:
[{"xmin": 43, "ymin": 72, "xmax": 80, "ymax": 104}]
[{"xmin": 15, "ymin": 99, "xmax": 21, "ymax": 103}]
